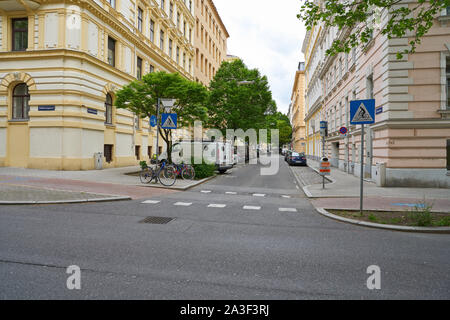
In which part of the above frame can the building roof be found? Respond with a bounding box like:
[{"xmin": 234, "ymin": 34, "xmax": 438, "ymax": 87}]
[{"xmin": 208, "ymin": 0, "xmax": 230, "ymax": 38}]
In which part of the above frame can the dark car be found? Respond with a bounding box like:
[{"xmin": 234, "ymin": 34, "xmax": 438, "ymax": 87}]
[
  {"xmin": 284, "ymin": 150, "xmax": 292, "ymax": 162},
  {"xmin": 287, "ymin": 152, "xmax": 307, "ymax": 166}
]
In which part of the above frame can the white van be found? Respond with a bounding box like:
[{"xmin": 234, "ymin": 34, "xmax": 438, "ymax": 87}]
[{"xmin": 160, "ymin": 140, "xmax": 234, "ymax": 174}]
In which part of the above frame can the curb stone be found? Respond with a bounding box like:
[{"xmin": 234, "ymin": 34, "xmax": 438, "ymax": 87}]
[
  {"xmin": 0, "ymin": 196, "xmax": 131, "ymax": 205},
  {"xmin": 316, "ymin": 207, "xmax": 450, "ymax": 234}
]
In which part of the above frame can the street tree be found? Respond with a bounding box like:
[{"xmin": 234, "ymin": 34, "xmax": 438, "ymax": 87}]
[
  {"xmin": 115, "ymin": 71, "xmax": 208, "ymax": 163},
  {"xmin": 208, "ymin": 59, "xmax": 275, "ymax": 135},
  {"xmin": 298, "ymin": 0, "xmax": 449, "ymax": 59},
  {"xmin": 266, "ymin": 112, "xmax": 292, "ymax": 146}
]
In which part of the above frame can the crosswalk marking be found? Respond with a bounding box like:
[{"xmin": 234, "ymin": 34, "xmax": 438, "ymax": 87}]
[
  {"xmin": 174, "ymin": 202, "xmax": 192, "ymax": 206},
  {"xmin": 201, "ymin": 190, "xmax": 212, "ymax": 194},
  {"xmin": 208, "ymin": 204, "xmax": 226, "ymax": 208},
  {"xmin": 243, "ymin": 206, "xmax": 261, "ymax": 210},
  {"xmin": 142, "ymin": 200, "xmax": 161, "ymax": 204},
  {"xmin": 252, "ymin": 194, "xmax": 266, "ymax": 197},
  {"xmin": 279, "ymin": 208, "xmax": 297, "ymax": 212},
  {"xmin": 225, "ymin": 192, "xmax": 237, "ymax": 195},
  {"xmin": 281, "ymin": 195, "xmax": 291, "ymax": 198}
]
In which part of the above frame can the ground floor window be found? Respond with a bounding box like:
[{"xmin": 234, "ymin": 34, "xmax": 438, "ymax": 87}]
[
  {"xmin": 12, "ymin": 83, "xmax": 30, "ymax": 119},
  {"xmin": 447, "ymin": 139, "xmax": 450, "ymax": 171},
  {"xmin": 158, "ymin": 146, "xmax": 162, "ymax": 156},
  {"xmin": 104, "ymin": 144, "xmax": 113, "ymax": 163},
  {"xmin": 148, "ymin": 146, "xmax": 152, "ymax": 158},
  {"xmin": 135, "ymin": 146, "xmax": 141, "ymax": 160}
]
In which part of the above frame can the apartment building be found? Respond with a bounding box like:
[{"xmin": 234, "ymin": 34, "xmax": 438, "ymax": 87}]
[
  {"xmin": 0, "ymin": 0, "xmax": 195, "ymax": 170},
  {"xmin": 289, "ymin": 62, "xmax": 306, "ymax": 153},
  {"xmin": 194, "ymin": 0, "xmax": 229, "ymax": 86},
  {"xmin": 302, "ymin": 5, "xmax": 450, "ymax": 188}
]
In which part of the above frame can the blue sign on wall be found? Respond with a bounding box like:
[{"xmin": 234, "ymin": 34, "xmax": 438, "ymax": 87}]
[
  {"xmin": 38, "ymin": 105, "xmax": 55, "ymax": 111},
  {"xmin": 87, "ymin": 108, "xmax": 98, "ymax": 115},
  {"xmin": 161, "ymin": 113, "xmax": 177, "ymax": 129},
  {"xmin": 376, "ymin": 107, "xmax": 383, "ymax": 115},
  {"xmin": 350, "ymin": 99, "xmax": 375, "ymax": 125}
]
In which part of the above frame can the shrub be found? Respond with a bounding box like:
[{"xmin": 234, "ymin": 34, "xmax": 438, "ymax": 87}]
[
  {"xmin": 192, "ymin": 161, "xmax": 216, "ymax": 180},
  {"xmin": 409, "ymin": 200, "xmax": 434, "ymax": 227},
  {"xmin": 139, "ymin": 161, "xmax": 148, "ymax": 170}
]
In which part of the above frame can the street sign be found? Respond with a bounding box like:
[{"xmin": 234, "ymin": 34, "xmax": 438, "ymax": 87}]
[
  {"xmin": 339, "ymin": 127, "xmax": 348, "ymax": 135},
  {"xmin": 320, "ymin": 121, "xmax": 328, "ymax": 137},
  {"xmin": 150, "ymin": 115, "xmax": 157, "ymax": 127},
  {"xmin": 161, "ymin": 113, "xmax": 177, "ymax": 129},
  {"xmin": 350, "ymin": 99, "xmax": 375, "ymax": 125}
]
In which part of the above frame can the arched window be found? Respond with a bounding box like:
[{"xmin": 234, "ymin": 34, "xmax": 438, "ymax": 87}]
[
  {"xmin": 105, "ymin": 93, "xmax": 113, "ymax": 124},
  {"xmin": 12, "ymin": 83, "xmax": 30, "ymax": 119}
]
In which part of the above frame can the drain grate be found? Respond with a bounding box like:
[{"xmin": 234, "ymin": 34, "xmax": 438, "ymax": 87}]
[{"xmin": 140, "ymin": 216, "xmax": 174, "ymax": 225}]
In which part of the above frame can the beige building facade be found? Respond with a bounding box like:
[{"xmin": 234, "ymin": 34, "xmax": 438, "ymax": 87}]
[
  {"xmin": 0, "ymin": 0, "xmax": 197, "ymax": 170},
  {"xmin": 303, "ymin": 3, "xmax": 450, "ymax": 188},
  {"xmin": 289, "ymin": 62, "xmax": 306, "ymax": 153},
  {"xmin": 194, "ymin": 0, "xmax": 228, "ymax": 86}
]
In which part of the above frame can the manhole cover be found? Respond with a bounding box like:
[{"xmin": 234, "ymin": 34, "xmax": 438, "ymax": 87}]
[{"xmin": 140, "ymin": 216, "xmax": 174, "ymax": 224}]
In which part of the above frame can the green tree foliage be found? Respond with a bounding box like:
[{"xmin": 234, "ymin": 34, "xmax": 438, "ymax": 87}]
[
  {"xmin": 298, "ymin": 0, "xmax": 449, "ymax": 59},
  {"xmin": 266, "ymin": 112, "xmax": 293, "ymax": 145},
  {"xmin": 207, "ymin": 60, "xmax": 276, "ymax": 134},
  {"xmin": 115, "ymin": 72, "xmax": 208, "ymax": 163}
]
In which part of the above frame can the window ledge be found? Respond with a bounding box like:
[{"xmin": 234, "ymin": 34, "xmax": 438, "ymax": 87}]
[
  {"xmin": 437, "ymin": 110, "xmax": 450, "ymax": 119},
  {"xmin": 105, "ymin": 123, "xmax": 115, "ymax": 128},
  {"xmin": 8, "ymin": 119, "xmax": 29, "ymax": 123}
]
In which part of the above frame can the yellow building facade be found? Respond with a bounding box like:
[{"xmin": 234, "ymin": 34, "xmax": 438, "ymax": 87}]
[
  {"xmin": 194, "ymin": 0, "xmax": 228, "ymax": 86},
  {"xmin": 0, "ymin": 0, "xmax": 196, "ymax": 170},
  {"xmin": 289, "ymin": 62, "xmax": 306, "ymax": 153}
]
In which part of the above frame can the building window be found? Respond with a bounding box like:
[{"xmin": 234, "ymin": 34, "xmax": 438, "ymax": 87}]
[
  {"xmin": 135, "ymin": 146, "xmax": 141, "ymax": 160},
  {"xmin": 150, "ymin": 20, "xmax": 155, "ymax": 42},
  {"xmin": 446, "ymin": 57, "xmax": 450, "ymax": 109},
  {"xmin": 137, "ymin": 57, "xmax": 143, "ymax": 80},
  {"xmin": 107, "ymin": 37, "xmax": 116, "ymax": 67},
  {"xmin": 161, "ymin": 0, "xmax": 165, "ymax": 11},
  {"xmin": 107, "ymin": 0, "xmax": 116, "ymax": 8},
  {"xmin": 148, "ymin": 146, "xmax": 153, "ymax": 158},
  {"xmin": 447, "ymin": 6, "xmax": 450, "ymax": 15},
  {"xmin": 138, "ymin": 7, "xmax": 143, "ymax": 32},
  {"xmin": 160, "ymin": 30, "xmax": 165, "ymax": 51},
  {"xmin": 104, "ymin": 144, "xmax": 113, "ymax": 163},
  {"xmin": 367, "ymin": 74, "xmax": 374, "ymax": 99},
  {"xmin": 447, "ymin": 140, "xmax": 450, "ymax": 171},
  {"xmin": 12, "ymin": 83, "xmax": 30, "ymax": 120},
  {"xmin": 177, "ymin": 12, "xmax": 180, "ymax": 28},
  {"xmin": 176, "ymin": 46, "xmax": 180, "ymax": 64},
  {"xmin": 169, "ymin": 39, "xmax": 173, "ymax": 58},
  {"xmin": 183, "ymin": 53, "xmax": 186, "ymax": 69},
  {"xmin": 105, "ymin": 93, "xmax": 113, "ymax": 124},
  {"xmin": 150, "ymin": 64, "xmax": 155, "ymax": 73},
  {"xmin": 12, "ymin": 18, "xmax": 28, "ymax": 51},
  {"xmin": 169, "ymin": 2, "xmax": 174, "ymax": 19},
  {"xmin": 135, "ymin": 115, "xmax": 140, "ymax": 130}
]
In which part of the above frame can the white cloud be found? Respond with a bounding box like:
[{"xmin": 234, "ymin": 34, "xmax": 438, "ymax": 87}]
[{"xmin": 214, "ymin": 0, "xmax": 306, "ymax": 114}]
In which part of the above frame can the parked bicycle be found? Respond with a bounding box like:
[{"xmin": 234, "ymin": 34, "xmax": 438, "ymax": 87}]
[
  {"xmin": 139, "ymin": 160, "xmax": 177, "ymax": 186},
  {"xmin": 170, "ymin": 163, "xmax": 196, "ymax": 180}
]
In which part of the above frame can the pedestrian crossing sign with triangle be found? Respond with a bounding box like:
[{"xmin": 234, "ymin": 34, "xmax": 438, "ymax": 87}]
[
  {"xmin": 350, "ymin": 99, "xmax": 375, "ymax": 125},
  {"xmin": 161, "ymin": 113, "xmax": 177, "ymax": 129}
]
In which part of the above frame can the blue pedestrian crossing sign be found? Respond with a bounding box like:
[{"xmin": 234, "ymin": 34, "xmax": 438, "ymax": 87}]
[
  {"xmin": 150, "ymin": 115, "xmax": 157, "ymax": 127},
  {"xmin": 350, "ymin": 99, "xmax": 375, "ymax": 125},
  {"xmin": 161, "ymin": 113, "xmax": 177, "ymax": 129}
]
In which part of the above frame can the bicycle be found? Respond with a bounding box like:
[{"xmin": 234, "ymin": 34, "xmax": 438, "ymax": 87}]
[
  {"xmin": 139, "ymin": 160, "xmax": 177, "ymax": 186},
  {"xmin": 170, "ymin": 163, "xmax": 196, "ymax": 180}
]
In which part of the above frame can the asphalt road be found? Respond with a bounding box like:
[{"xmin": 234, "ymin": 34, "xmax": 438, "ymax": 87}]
[{"xmin": 0, "ymin": 157, "xmax": 449, "ymax": 299}]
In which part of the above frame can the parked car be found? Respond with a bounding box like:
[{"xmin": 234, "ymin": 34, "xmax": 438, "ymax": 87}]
[
  {"xmin": 287, "ymin": 152, "xmax": 307, "ymax": 166},
  {"xmin": 284, "ymin": 150, "xmax": 292, "ymax": 162}
]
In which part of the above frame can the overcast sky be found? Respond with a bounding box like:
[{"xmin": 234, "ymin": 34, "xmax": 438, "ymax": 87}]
[{"xmin": 214, "ymin": 0, "xmax": 307, "ymax": 115}]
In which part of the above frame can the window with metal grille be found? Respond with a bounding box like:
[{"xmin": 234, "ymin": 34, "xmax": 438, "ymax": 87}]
[
  {"xmin": 12, "ymin": 18, "xmax": 28, "ymax": 51},
  {"xmin": 12, "ymin": 83, "xmax": 30, "ymax": 120},
  {"xmin": 104, "ymin": 145, "xmax": 113, "ymax": 163},
  {"xmin": 105, "ymin": 93, "xmax": 113, "ymax": 124}
]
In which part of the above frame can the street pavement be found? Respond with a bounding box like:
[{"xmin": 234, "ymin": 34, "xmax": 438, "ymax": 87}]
[{"xmin": 0, "ymin": 156, "xmax": 449, "ymax": 299}]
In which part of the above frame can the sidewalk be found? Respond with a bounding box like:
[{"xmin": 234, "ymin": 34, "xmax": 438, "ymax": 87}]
[{"xmin": 300, "ymin": 159, "xmax": 450, "ymax": 213}]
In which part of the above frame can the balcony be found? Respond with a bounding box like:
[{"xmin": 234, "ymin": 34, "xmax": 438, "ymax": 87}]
[{"xmin": 0, "ymin": 0, "xmax": 41, "ymax": 11}]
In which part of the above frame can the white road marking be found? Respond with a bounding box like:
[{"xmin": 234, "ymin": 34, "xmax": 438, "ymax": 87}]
[
  {"xmin": 142, "ymin": 200, "xmax": 161, "ymax": 204},
  {"xmin": 243, "ymin": 206, "xmax": 261, "ymax": 210},
  {"xmin": 281, "ymin": 195, "xmax": 291, "ymax": 198},
  {"xmin": 279, "ymin": 208, "xmax": 297, "ymax": 212},
  {"xmin": 252, "ymin": 194, "xmax": 266, "ymax": 197},
  {"xmin": 201, "ymin": 190, "xmax": 212, "ymax": 193},
  {"xmin": 208, "ymin": 204, "xmax": 226, "ymax": 208},
  {"xmin": 225, "ymin": 192, "xmax": 237, "ymax": 195},
  {"xmin": 174, "ymin": 202, "xmax": 192, "ymax": 206}
]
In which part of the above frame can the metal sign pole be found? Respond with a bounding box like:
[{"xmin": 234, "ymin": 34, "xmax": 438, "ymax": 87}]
[
  {"xmin": 155, "ymin": 98, "xmax": 160, "ymax": 162},
  {"xmin": 322, "ymin": 135, "xmax": 325, "ymax": 189},
  {"xmin": 360, "ymin": 124, "xmax": 365, "ymax": 214}
]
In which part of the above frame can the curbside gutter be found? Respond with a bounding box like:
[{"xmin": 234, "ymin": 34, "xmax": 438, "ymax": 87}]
[
  {"xmin": 316, "ymin": 207, "xmax": 450, "ymax": 234},
  {"xmin": 0, "ymin": 196, "xmax": 132, "ymax": 205}
]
